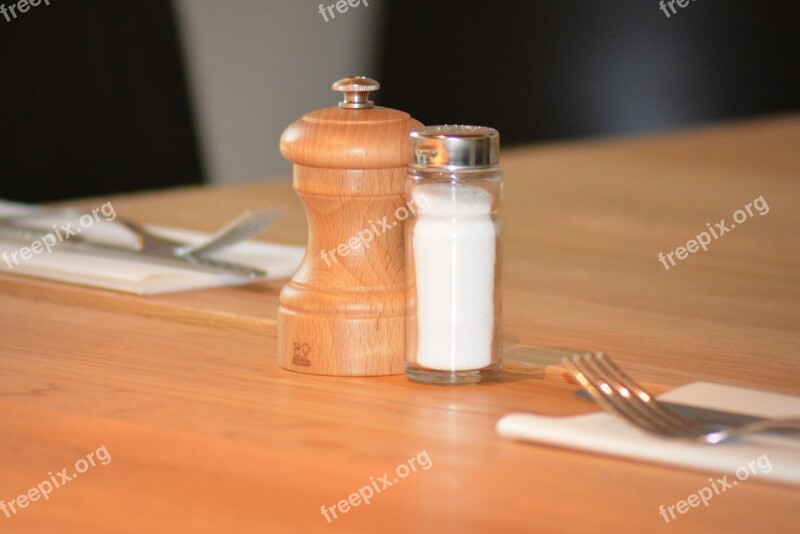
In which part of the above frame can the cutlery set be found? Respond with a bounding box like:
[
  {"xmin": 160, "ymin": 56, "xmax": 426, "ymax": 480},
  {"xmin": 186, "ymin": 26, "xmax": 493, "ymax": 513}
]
[
  {"xmin": 0, "ymin": 208, "xmax": 281, "ymax": 278},
  {"xmin": 564, "ymin": 352, "xmax": 800, "ymax": 444}
]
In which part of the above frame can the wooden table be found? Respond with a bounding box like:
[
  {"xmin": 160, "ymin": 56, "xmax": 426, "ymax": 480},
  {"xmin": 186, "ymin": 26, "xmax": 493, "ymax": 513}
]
[{"xmin": 1, "ymin": 115, "xmax": 798, "ymax": 533}]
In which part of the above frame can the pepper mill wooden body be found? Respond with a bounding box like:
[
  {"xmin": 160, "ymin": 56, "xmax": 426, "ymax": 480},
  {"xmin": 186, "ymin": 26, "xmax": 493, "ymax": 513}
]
[{"xmin": 277, "ymin": 77, "xmax": 423, "ymax": 375}]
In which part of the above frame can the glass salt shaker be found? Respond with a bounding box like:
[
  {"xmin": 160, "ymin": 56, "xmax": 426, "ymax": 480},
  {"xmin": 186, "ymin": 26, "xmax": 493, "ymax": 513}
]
[{"xmin": 404, "ymin": 125, "xmax": 503, "ymax": 384}]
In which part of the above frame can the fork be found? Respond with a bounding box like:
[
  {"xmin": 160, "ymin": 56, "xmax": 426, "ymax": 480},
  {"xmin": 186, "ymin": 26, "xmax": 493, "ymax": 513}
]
[{"xmin": 563, "ymin": 352, "xmax": 800, "ymax": 444}]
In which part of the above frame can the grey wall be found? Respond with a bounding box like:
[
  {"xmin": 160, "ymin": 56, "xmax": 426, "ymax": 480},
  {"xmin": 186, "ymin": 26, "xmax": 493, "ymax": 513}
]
[{"xmin": 175, "ymin": 0, "xmax": 382, "ymax": 185}]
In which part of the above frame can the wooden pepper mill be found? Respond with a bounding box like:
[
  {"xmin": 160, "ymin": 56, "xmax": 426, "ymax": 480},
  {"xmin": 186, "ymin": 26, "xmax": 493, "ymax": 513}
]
[{"xmin": 277, "ymin": 76, "xmax": 423, "ymax": 375}]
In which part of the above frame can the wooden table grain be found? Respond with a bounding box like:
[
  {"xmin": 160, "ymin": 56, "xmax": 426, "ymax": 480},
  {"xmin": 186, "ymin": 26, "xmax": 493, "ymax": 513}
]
[{"xmin": 1, "ymin": 115, "xmax": 799, "ymax": 533}]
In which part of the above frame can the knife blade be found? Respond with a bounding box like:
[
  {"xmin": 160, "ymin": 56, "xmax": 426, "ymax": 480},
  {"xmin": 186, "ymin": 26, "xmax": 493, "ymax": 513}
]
[{"xmin": 0, "ymin": 224, "xmax": 266, "ymax": 278}]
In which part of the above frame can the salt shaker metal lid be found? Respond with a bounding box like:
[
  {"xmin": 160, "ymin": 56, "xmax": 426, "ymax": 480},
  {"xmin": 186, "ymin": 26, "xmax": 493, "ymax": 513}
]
[{"xmin": 409, "ymin": 125, "xmax": 500, "ymax": 169}]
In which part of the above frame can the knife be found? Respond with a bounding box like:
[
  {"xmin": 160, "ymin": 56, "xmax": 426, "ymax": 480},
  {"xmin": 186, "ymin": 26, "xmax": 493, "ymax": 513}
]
[{"xmin": 0, "ymin": 224, "xmax": 266, "ymax": 278}]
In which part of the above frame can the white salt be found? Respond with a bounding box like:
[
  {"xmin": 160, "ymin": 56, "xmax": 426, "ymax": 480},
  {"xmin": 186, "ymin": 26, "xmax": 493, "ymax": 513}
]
[{"xmin": 412, "ymin": 183, "xmax": 496, "ymax": 371}]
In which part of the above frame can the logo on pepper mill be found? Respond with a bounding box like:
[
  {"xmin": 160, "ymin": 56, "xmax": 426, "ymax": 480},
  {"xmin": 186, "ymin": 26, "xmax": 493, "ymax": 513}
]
[{"xmin": 292, "ymin": 343, "xmax": 312, "ymax": 366}]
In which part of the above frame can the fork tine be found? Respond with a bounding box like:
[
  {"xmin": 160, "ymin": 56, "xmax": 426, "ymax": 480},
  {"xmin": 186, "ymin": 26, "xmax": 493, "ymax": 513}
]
[
  {"xmin": 578, "ymin": 354, "xmax": 682, "ymax": 435},
  {"xmin": 590, "ymin": 353, "xmax": 695, "ymax": 436},
  {"xmin": 176, "ymin": 208, "xmax": 283, "ymax": 257},
  {"xmin": 594, "ymin": 352, "xmax": 695, "ymax": 431},
  {"xmin": 236, "ymin": 209, "xmax": 278, "ymax": 231},
  {"xmin": 564, "ymin": 354, "xmax": 668, "ymax": 435},
  {"xmin": 563, "ymin": 355, "xmax": 626, "ymax": 421}
]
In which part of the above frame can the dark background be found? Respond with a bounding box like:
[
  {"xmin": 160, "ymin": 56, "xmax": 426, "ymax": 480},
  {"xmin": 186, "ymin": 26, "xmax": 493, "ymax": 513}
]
[
  {"xmin": 377, "ymin": 0, "xmax": 800, "ymax": 144},
  {"xmin": 1, "ymin": 0, "xmax": 798, "ymax": 202},
  {"xmin": 0, "ymin": 1, "xmax": 203, "ymax": 202}
]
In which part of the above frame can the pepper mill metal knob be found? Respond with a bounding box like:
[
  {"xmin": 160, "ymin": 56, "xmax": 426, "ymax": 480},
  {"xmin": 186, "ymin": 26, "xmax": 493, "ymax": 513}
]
[
  {"xmin": 277, "ymin": 77, "xmax": 423, "ymax": 376},
  {"xmin": 332, "ymin": 76, "xmax": 379, "ymax": 109}
]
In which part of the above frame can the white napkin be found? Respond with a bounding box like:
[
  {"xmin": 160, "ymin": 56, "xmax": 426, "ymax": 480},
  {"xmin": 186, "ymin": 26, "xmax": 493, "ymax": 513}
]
[
  {"xmin": 0, "ymin": 200, "xmax": 304, "ymax": 295},
  {"xmin": 497, "ymin": 382, "xmax": 800, "ymax": 485}
]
